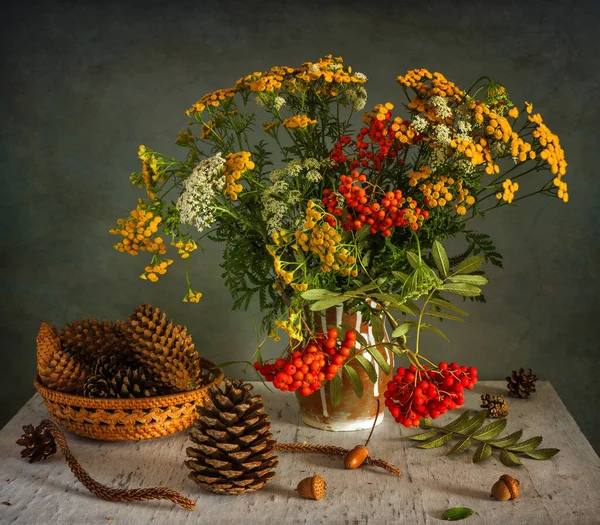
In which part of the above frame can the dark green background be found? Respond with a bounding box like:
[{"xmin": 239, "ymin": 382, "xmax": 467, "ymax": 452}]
[{"xmin": 2, "ymin": 0, "xmax": 599, "ymax": 451}]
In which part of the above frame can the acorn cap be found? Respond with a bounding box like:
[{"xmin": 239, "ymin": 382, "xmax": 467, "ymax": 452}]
[
  {"xmin": 500, "ymin": 474, "xmax": 520, "ymax": 499},
  {"xmin": 296, "ymin": 475, "xmax": 327, "ymax": 500}
]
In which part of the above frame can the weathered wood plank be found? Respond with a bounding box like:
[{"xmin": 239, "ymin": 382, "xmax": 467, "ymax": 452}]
[{"xmin": 0, "ymin": 382, "xmax": 599, "ymax": 524}]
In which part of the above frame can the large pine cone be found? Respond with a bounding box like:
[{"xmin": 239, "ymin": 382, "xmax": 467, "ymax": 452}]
[
  {"xmin": 185, "ymin": 379, "xmax": 278, "ymax": 494},
  {"xmin": 125, "ymin": 304, "xmax": 201, "ymax": 392},
  {"xmin": 36, "ymin": 322, "xmax": 86, "ymax": 394},
  {"xmin": 59, "ymin": 318, "xmax": 128, "ymax": 368},
  {"xmin": 507, "ymin": 368, "xmax": 537, "ymax": 399},
  {"xmin": 480, "ymin": 393, "xmax": 509, "ymax": 418}
]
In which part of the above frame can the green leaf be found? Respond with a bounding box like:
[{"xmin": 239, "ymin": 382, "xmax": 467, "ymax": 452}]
[
  {"xmin": 392, "ymin": 270, "xmax": 410, "ymax": 283},
  {"xmin": 417, "ymin": 432, "xmax": 453, "ymax": 449},
  {"xmin": 371, "ymin": 292, "xmax": 404, "ymax": 305},
  {"xmin": 301, "ymin": 288, "xmax": 341, "ymax": 301},
  {"xmin": 388, "ymin": 303, "xmax": 417, "ymax": 316},
  {"xmin": 447, "ymin": 275, "xmax": 489, "ymax": 286},
  {"xmin": 371, "ymin": 314, "xmax": 385, "ymax": 342},
  {"xmin": 354, "ymin": 355, "xmax": 378, "ymax": 384},
  {"xmin": 472, "ymin": 419, "xmax": 507, "ymax": 440},
  {"xmin": 406, "ymin": 251, "xmax": 421, "ymax": 269},
  {"xmin": 454, "ymin": 256, "xmax": 484, "ymax": 275},
  {"xmin": 500, "ymin": 449, "xmax": 522, "ymax": 467},
  {"xmin": 420, "ymin": 323, "xmax": 450, "ymax": 341},
  {"xmin": 365, "ymin": 347, "xmax": 391, "ymax": 375},
  {"xmin": 443, "ymin": 410, "xmax": 472, "ymax": 431},
  {"xmin": 488, "ymin": 430, "xmax": 523, "ymax": 448},
  {"xmin": 441, "ymin": 507, "xmax": 475, "ymax": 521},
  {"xmin": 432, "ymin": 240, "xmax": 450, "ymax": 277},
  {"xmin": 507, "ymin": 436, "xmax": 543, "ymax": 452},
  {"xmin": 343, "ymin": 365, "xmax": 364, "ymax": 398},
  {"xmin": 419, "ymin": 418, "xmax": 433, "ymax": 429},
  {"xmin": 310, "ymin": 295, "xmax": 349, "ymax": 311},
  {"xmin": 408, "ymin": 429, "xmax": 440, "ymax": 441},
  {"xmin": 462, "ymin": 410, "xmax": 488, "ymax": 434},
  {"xmin": 524, "ymin": 448, "xmax": 560, "ymax": 460},
  {"xmin": 440, "ymin": 283, "xmax": 482, "ymax": 297},
  {"xmin": 447, "ymin": 436, "xmax": 472, "ymax": 455},
  {"xmin": 428, "ymin": 298, "xmax": 469, "ymax": 316},
  {"xmin": 472, "ymin": 442, "xmax": 492, "ymax": 463},
  {"xmin": 329, "ymin": 373, "xmax": 342, "ymax": 408},
  {"xmin": 392, "ymin": 323, "xmax": 412, "ymax": 338},
  {"xmin": 424, "ymin": 311, "xmax": 466, "ymax": 323}
]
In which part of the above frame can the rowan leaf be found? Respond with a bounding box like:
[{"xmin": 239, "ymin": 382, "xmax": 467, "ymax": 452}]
[
  {"xmin": 365, "ymin": 347, "xmax": 391, "ymax": 375},
  {"xmin": 343, "ymin": 365, "xmax": 364, "ymax": 398},
  {"xmin": 441, "ymin": 507, "xmax": 475, "ymax": 521},
  {"xmin": 301, "ymin": 288, "xmax": 341, "ymax": 301},
  {"xmin": 428, "ymin": 297, "xmax": 469, "ymax": 316},
  {"xmin": 454, "ymin": 256, "xmax": 484, "ymax": 275},
  {"xmin": 354, "ymin": 355, "xmax": 378, "ymax": 384},
  {"xmin": 500, "ymin": 449, "xmax": 522, "ymax": 467},
  {"xmin": 432, "ymin": 240, "xmax": 450, "ymax": 277},
  {"xmin": 487, "ymin": 430, "xmax": 523, "ymax": 448},
  {"xmin": 408, "ymin": 429, "xmax": 440, "ymax": 441},
  {"xmin": 471, "ymin": 419, "xmax": 507, "ymax": 440},
  {"xmin": 417, "ymin": 432, "xmax": 453, "ymax": 449},
  {"xmin": 447, "ymin": 275, "xmax": 489, "ymax": 286},
  {"xmin": 442, "ymin": 410, "xmax": 472, "ymax": 431},
  {"xmin": 447, "ymin": 436, "xmax": 472, "ymax": 455},
  {"xmin": 329, "ymin": 373, "xmax": 342, "ymax": 408},
  {"xmin": 406, "ymin": 251, "xmax": 421, "ymax": 269},
  {"xmin": 392, "ymin": 323, "xmax": 412, "ymax": 338},
  {"xmin": 461, "ymin": 410, "xmax": 488, "ymax": 434},
  {"xmin": 310, "ymin": 295, "xmax": 350, "ymax": 311},
  {"xmin": 524, "ymin": 448, "xmax": 560, "ymax": 460},
  {"xmin": 472, "ymin": 442, "xmax": 492, "ymax": 463},
  {"xmin": 440, "ymin": 283, "xmax": 482, "ymax": 297},
  {"xmin": 420, "ymin": 322, "xmax": 450, "ymax": 341},
  {"xmin": 507, "ymin": 436, "xmax": 543, "ymax": 452}
]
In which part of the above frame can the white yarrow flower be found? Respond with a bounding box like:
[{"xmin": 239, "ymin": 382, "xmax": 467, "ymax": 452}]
[
  {"xmin": 306, "ymin": 169, "xmax": 322, "ymax": 182},
  {"xmin": 410, "ymin": 115, "xmax": 429, "ymax": 133},
  {"xmin": 429, "ymin": 95, "xmax": 453, "ymax": 120},
  {"xmin": 434, "ymin": 125, "xmax": 452, "ymax": 147},
  {"xmin": 274, "ymin": 96, "xmax": 286, "ymax": 110},
  {"xmin": 177, "ymin": 153, "xmax": 226, "ymax": 232}
]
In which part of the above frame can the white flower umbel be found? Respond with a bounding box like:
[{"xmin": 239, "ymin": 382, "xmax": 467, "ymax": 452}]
[
  {"xmin": 433, "ymin": 124, "xmax": 452, "ymax": 147},
  {"xmin": 353, "ymin": 72, "xmax": 367, "ymax": 81},
  {"xmin": 429, "ymin": 95, "xmax": 453, "ymax": 120},
  {"xmin": 306, "ymin": 169, "xmax": 322, "ymax": 182},
  {"xmin": 177, "ymin": 153, "xmax": 226, "ymax": 232},
  {"xmin": 309, "ymin": 64, "xmax": 321, "ymax": 72},
  {"xmin": 410, "ymin": 115, "xmax": 429, "ymax": 133},
  {"xmin": 274, "ymin": 96, "xmax": 286, "ymax": 111},
  {"xmin": 345, "ymin": 86, "xmax": 368, "ymax": 111},
  {"xmin": 457, "ymin": 120, "xmax": 472, "ymax": 141}
]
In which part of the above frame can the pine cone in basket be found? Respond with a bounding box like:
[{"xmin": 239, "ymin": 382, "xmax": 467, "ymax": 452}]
[
  {"xmin": 507, "ymin": 368, "xmax": 538, "ymax": 399},
  {"xmin": 36, "ymin": 322, "xmax": 86, "ymax": 394},
  {"xmin": 125, "ymin": 304, "xmax": 201, "ymax": 392},
  {"xmin": 185, "ymin": 378, "xmax": 278, "ymax": 495},
  {"xmin": 83, "ymin": 354, "xmax": 166, "ymax": 399},
  {"xmin": 16, "ymin": 423, "xmax": 57, "ymax": 463},
  {"xmin": 59, "ymin": 318, "xmax": 128, "ymax": 368}
]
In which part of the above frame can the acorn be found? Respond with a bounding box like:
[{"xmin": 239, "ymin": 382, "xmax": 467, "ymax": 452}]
[
  {"xmin": 491, "ymin": 474, "xmax": 520, "ymax": 501},
  {"xmin": 344, "ymin": 445, "xmax": 369, "ymax": 469},
  {"xmin": 343, "ymin": 400, "xmax": 380, "ymax": 470},
  {"xmin": 296, "ymin": 475, "xmax": 327, "ymax": 500}
]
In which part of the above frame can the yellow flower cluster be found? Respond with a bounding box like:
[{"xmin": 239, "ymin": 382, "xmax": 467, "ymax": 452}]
[
  {"xmin": 295, "ymin": 203, "xmax": 357, "ymax": 276},
  {"xmin": 263, "ymin": 121, "xmax": 280, "ymax": 132},
  {"xmin": 450, "ymin": 137, "xmax": 497, "ymax": 174},
  {"xmin": 528, "ymin": 113, "xmax": 568, "ymax": 176},
  {"xmin": 408, "ymin": 166, "xmax": 433, "ymax": 187},
  {"xmin": 172, "ymin": 239, "xmax": 197, "ymax": 259},
  {"xmin": 496, "ymin": 179, "xmax": 520, "ymax": 203},
  {"xmin": 274, "ymin": 307, "xmax": 303, "ymax": 342},
  {"xmin": 391, "ymin": 117, "xmax": 418, "ymax": 143},
  {"xmin": 397, "ymin": 69, "xmax": 464, "ymax": 109},
  {"xmin": 137, "ymin": 145, "xmax": 164, "ymax": 200},
  {"xmin": 185, "ymin": 87, "xmax": 237, "ymax": 116},
  {"xmin": 235, "ymin": 66, "xmax": 297, "ymax": 93},
  {"xmin": 141, "ymin": 259, "xmax": 174, "ymax": 283},
  {"xmin": 417, "ymin": 174, "xmax": 474, "ymax": 214},
  {"xmin": 223, "ymin": 151, "xmax": 254, "ymax": 200},
  {"xmin": 110, "ymin": 206, "xmax": 165, "ymax": 257},
  {"xmin": 295, "ymin": 55, "xmax": 367, "ymax": 95},
  {"xmin": 183, "ymin": 291, "xmax": 203, "ymax": 303},
  {"xmin": 373, "ymin": 102, "xmax": 394, "ymax": 122},
  {"xmin": 282, "ymin": 115, "xmax": 317, "ymax": 129}
]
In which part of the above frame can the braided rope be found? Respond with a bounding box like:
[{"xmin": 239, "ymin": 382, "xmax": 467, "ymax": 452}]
[
  {"xmin": 38, "ymin": 419, "xmax": 196, "ymax": 510},
  {"xmin": 274, "ymin": 442, "xmax": 401, "ymax": 477}
]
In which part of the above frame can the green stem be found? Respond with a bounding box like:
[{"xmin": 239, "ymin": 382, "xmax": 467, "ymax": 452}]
[{"xmin": 414, "ymin": 289, "xmax": 435, "ymax": 355}]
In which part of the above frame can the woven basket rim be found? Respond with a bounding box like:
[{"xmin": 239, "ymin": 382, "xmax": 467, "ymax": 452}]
[{"xmin": 34, "ymin": 357, "xmax": 224, "ymax": 409}]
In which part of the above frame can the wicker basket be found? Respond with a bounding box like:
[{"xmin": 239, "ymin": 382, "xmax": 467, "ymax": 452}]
[{"xmin": 34, "ymin": 358, "xmax": 224, "ymax": 441}]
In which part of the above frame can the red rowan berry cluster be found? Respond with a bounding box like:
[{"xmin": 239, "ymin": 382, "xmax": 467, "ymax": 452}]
[
  {"xmin": 324, "ymin": 106, "xmax": 429, "ymax": 236},
  {"xmin": 384, "ymin": 361, "xmax": 477, "ymax": 427},
  {"xmin": 254, "ymin": 328, "xmax": 357, "ymax": 396}
]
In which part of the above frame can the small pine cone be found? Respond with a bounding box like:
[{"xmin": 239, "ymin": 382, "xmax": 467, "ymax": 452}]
[
  {"xmin": 59, "ymin": 318, "xmax": 128, "ymax": 368},
  {"xmin": 185, "ymin": 378, "xmax": 278, "ymax": 495},
  {"xmin": 83, "ymin": 374, "xmax": 111, "ymax": 398},
  {"xmin": 125, "ymin": 304, "xmax": 201, "ymax": 392},
  {"xmin": 16, "ymin": 423, "xmax": 57, "ymax": 463},
  {"xmin": 480, "ymin": 394, "xmax": 509, "ymax": 418},
  {"xmin": 506, "ymin": 368, "xmax": 537, "ymax": 399},
  {"xmin": 37, "ymin": 323, "xmax": 86, "ymax": 394}
]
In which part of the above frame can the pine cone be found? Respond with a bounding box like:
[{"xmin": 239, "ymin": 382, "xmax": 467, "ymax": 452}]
[
  {"xmin": 59, "ymin": 318, "xmax": 128, "ymax": 368},
  {"xmin": 480, "ymin": 394, "xmax": 509, "ymax": 418},
  {"xmin": 16, "ymin": 423, "xmax": 57, "ymax": 463},
  {"xmin": 36, "ymin": 322, "xmax": 86, "ymax": 394},
  {"xmin": 506, "ymin": 368, "xmax": 537, "ymax": 399},
  {"xmin": 185, "ymin": 379, "xmax": 278, "ymax": 494},
  {"xmin": 125, "ymin": 304, "xmax": 201, "ymax": 392},
  {"xmin": 83, "ymin": 355, "xmax": 164, "ymax": 398}
]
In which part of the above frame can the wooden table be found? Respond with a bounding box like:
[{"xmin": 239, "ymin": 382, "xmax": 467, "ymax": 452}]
[{"xmin": 1, "ymin": 381, "xmax": 599, "ymax": 524}]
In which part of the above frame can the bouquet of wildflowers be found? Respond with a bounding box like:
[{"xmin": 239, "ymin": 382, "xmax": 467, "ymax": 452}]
[{"xmin": 111, "ymin": 55, "xmax": 567, "ymax": 426}]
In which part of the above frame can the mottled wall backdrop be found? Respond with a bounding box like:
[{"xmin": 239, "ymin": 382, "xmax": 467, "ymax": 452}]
[{"xmin": 2, "ymin": 0, "xmax": 599, "ymax": 451}]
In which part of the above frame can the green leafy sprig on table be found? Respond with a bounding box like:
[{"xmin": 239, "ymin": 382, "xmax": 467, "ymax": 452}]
[{"xmin": 409, "ymin": 409, "xmax": 560, "ymax": 467}]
